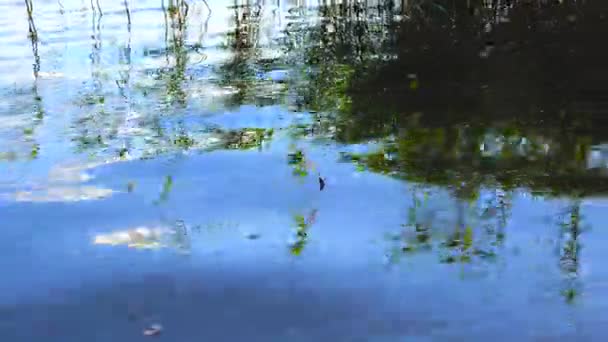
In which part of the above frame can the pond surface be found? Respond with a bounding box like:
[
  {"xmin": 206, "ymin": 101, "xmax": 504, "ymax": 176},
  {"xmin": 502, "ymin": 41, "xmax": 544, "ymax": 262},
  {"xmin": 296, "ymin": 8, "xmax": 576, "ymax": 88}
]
[{"xmin": 1, "ymin": 0, "xmax": 608, "ymax": 340}]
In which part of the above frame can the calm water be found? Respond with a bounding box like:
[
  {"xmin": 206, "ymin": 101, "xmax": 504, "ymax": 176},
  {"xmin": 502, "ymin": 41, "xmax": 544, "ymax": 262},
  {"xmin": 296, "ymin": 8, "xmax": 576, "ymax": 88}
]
[{"xmin": 1, "ymin": 0, "xmax": 608, "ymax": 340}]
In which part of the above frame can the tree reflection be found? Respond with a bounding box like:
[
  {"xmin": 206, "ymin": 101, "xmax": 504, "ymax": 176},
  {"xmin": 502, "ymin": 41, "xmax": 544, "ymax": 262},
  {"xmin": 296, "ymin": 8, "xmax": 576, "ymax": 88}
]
[
  {"xmin": 164, "ymin": 0, "xmax": 189, "ymax": 106},
  {"xmin": 387, "ymin": 184, "xmax": 508, "ymax": 265},
  {"xmin": 283, "ymin": 0, "xmax": 608, "ymax": 162},
  {"xmin": 285, "ymin": 1, "xmax": 397, "ymax": 113},
  {"xmin": 24, "ymin": 0, "xmax": 43, "ymax": 159},
  {"xmin": 557, "ymin": 199, "xmax": 586, "ymax": 304},
  {"xmin": 216, "ymin": 0, "xmax": 265, "ymax": 107},
  {"xmin": 70, "ymin": 1, "xmax": 111, "ymax": 156}
]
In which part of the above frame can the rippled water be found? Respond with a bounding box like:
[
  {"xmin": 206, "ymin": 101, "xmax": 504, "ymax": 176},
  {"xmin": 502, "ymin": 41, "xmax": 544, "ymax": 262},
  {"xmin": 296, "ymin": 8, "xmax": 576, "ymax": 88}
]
[{"xmin": 1, "ymin": 0, "xmax": 608, "ymax": 340}]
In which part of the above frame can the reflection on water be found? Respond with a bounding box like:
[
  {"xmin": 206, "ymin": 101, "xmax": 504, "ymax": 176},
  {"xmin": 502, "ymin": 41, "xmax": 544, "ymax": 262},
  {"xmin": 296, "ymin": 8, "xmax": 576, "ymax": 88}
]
[
  {"xmin": 1, "ymin": 0, "xmax": 608, "ymax": 340},
  {"xmin": 93, "ymin": 226, "xmax": 166, "ymax": 249},
  {"xmin": 14, "ymin": 185, "xmax": 115, "ymax": 202},
  {"xmin": 93, "ymin": 220, "xmax": 194, "ymax": 252}
]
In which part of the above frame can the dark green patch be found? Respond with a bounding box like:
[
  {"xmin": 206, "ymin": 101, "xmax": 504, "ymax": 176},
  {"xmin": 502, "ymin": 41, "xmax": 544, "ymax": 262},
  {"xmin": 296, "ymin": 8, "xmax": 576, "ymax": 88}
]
[
  {"xmin": 562, "ymin": 288, "xmax": 577, "ymax": 304},
  {"xmin": 30, "ymin": 144, "xmax": 40, "ymax": 159},
  {"xmin": 119, "ymin": 147, "xmax": 129, "ymax": 158},
  {"xmin": 174, "ymin": 135, "xmax": 196, "ymax": 148},
  {"xmin": 441, "ymin": 255, "xmax": 457, "ymax": 264}
]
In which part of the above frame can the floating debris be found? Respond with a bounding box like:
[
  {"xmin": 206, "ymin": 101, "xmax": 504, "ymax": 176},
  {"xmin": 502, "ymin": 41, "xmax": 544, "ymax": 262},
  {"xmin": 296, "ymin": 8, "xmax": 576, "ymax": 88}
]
[{"xmin": 245, "ymin": 233, "xmax": 261, "ymax": 240}]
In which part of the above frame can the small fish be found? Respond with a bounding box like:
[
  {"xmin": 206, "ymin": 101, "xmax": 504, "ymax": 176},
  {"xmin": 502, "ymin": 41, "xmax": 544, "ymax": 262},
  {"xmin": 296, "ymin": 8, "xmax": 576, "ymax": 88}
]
[{"xmin": 319, "ymin": 176, "xmax": 326, "ymax": 191}]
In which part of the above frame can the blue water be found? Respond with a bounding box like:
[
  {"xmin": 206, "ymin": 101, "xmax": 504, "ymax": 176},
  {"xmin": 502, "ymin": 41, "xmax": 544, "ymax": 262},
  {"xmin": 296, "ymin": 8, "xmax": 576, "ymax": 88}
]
[{"xmin": 1, "ymin": 0, "xmax": 608, "ymax": 340}]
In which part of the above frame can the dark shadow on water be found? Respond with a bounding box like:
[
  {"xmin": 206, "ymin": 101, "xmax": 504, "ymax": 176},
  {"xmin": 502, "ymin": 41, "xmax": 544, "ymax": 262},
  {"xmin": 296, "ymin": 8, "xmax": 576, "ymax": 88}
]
[{"xmin": 287, "ymin": 0, "xmax": 608, "ymax": 200}]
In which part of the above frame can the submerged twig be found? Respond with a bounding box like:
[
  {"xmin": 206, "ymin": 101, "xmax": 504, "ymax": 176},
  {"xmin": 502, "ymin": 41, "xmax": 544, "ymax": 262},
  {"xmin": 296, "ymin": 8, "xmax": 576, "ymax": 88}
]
[
  {"xmin": 96, "ymin": 0, "xmax": 103, "ymax": 16},
  {"xmin": 124, "ymin": 0, "xmax": 132, "ymax": 29}
]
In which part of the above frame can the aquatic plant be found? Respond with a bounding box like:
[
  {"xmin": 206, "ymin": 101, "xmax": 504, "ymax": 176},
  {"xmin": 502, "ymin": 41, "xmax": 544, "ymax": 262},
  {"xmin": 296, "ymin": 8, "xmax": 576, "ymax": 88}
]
[
  {"xmin": 288, "ymin": 149, "xmax": 308, "ymax": 177},
  {"xmin": 155, "ymin": 175, "xmax": 173, "ymax": 205},
  {"xmin": 289, "ymin": 209, "xmax": 317, "ymax": 256}
]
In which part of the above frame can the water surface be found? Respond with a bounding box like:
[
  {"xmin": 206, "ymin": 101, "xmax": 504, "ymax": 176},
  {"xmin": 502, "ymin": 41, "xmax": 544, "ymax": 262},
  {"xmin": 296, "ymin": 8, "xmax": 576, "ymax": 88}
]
[{"xmin": 1, "ymin": 0, "xmax": 608, "ymax": 340}]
